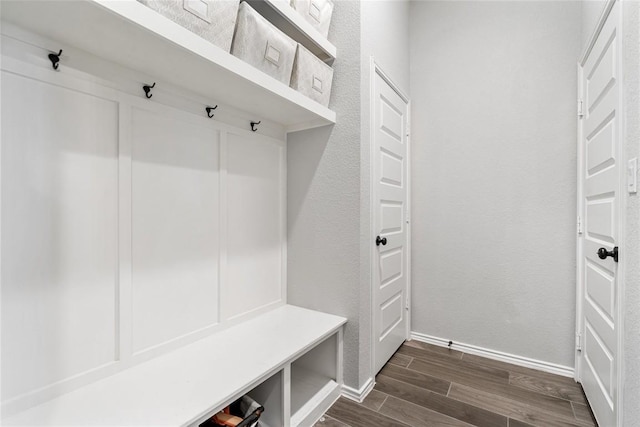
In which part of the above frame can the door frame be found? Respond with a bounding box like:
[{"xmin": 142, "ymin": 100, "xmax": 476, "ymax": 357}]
[
  {"xmin": 575, "ymin": 1, "xmax": 626, "ymax": 425},
  {"xmin": 369, "ymin": 58, "xmax": 411, "ymax": 378}
]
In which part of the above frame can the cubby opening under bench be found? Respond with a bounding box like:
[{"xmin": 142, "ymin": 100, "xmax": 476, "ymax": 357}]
[{"xmin": 3, "ymin": 305, "xmax": 346, "ymax": 427}]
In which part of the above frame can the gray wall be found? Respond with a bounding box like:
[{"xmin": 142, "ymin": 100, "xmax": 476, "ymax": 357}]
[
  {"xmin": 409, "ymin": 1, "xmax": 582, "ymax": 368},
  {"xmin": 287, "ymin": 0, "xmax": 362, "ymax": 389},
  {"xmin": 361, "ymin": 0, "xmax": 411, "ymax": 92},
  {"xmin": 288, "ymin": 0, "xmax": 410, "ymax": 391},
  {"xmin": 621, "ymin": 2, "xmax": 640, "ymax": 424}
]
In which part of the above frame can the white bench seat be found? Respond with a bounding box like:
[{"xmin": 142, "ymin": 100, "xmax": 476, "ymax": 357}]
[{"xmin": 4, "ymin": 305, "xmax": 346, "ymax": 427}]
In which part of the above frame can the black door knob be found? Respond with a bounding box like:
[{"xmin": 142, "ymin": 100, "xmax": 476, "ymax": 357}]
[
  {"xmin": 376, "ymin": 236, "xmax": 387, "ymax": 246},
  {"xmin": 597, "ymin": 246, "xmax": 618, "ymax": 262}
]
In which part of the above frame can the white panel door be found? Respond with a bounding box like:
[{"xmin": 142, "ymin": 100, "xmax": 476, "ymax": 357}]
[
  {"xmin": 578, "ymin": 2, "xmax": 621, "ymax": 426},
  {"xmin": 1, "ymin": 71, "xmax": 119, "ymax": 399},
  {"xmin": 373, "ymin": 70, "xmax": 409, "ymax": 374},
  {"xmin": 131, "ymin": 106, "xmax": 220, "ymax": 354}
]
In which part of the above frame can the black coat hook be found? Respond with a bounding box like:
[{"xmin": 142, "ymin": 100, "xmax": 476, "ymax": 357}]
[
  {"xmin": 143, "ymin": 82, "xmax": 156, "ymax": 99},
  {"xmin": 48, "ymin": 49, "xmax": 62, "ymax": 70},
  {"xmin": 206, "ymin": 105, "xmax": 218, "ymax": 118},
  {"xmin": 250, "ymin": 121, "xmax": 261, "ymax": 132}
]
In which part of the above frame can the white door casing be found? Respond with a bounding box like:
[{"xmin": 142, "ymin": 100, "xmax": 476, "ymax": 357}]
[
  {"xmin": 372, "ymin": 65, "xmax": 410, "ymax": 375},
  {"xmin": 576, "ymin": 1, "xmax": 623, "ymax": 426}
]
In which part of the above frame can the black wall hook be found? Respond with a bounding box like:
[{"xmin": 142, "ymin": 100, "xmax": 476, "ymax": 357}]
[
  {"xmin": 250, "ymin": 121, "xmax": 261, "ymax": 132},
  {"xmin": 206, "ymin": 105, "xmax": 218, "ymax": 118},
  {"xmin": 143, "ymin": 82, "xmax": 156, "ymax": 99},
  {"xmin": 48, "ymin": 49, "xmax": 62, "ymax": 70}
]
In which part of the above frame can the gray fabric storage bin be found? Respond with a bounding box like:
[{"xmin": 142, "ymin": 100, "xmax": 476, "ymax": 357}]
[
  {"xmin": 231, "ymin": 2, "xmax": 297, "ymax": 85},
  {"xmin": 290, "ymin": 43, "xmax": 333, "ymax": 107},
  {"xmin": 291, "ymin": 0, "xmax": 334, "ymax": 38},
  {"xmin": 136, "ymin": 0, "xmax": 240, "ymax": 52}
]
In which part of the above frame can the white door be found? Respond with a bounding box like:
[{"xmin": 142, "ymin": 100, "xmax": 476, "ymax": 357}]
[
  {"xmin": 577, "ymin": 2, "xmax": 622, "ymax": 426},
  {"xmin": 373, "ymin": 68, "xmax": 410, "ymax": 374}
]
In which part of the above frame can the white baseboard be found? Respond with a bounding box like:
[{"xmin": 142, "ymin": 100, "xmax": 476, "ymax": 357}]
[
  {"xmin": 341, "ymin": 377, "xmax": 374, "ymax": 403},
  {"xmin": 410, "ymin": 332, "xmax": 575, "ymax": 378}
]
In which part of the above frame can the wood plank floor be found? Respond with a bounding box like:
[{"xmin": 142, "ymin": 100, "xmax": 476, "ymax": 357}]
[{"xmin": 315, "ymin": 341, "xmax": 598, "ymax": 427}]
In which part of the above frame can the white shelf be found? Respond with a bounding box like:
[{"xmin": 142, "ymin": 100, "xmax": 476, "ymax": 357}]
[
  {"xmin": 248, "ymin": 0, "xmax": 336, "ymax": 62},
  {"xmin": 290, "ymin": 367, "xmax": 341, "ymax": 427},
  {"xmin": 0, "ymin": 0, "xmax": 336, "ymax": 131},
  {"xmin": 2, "ymin": 305, "xmax": 346, "ymax": 426}
]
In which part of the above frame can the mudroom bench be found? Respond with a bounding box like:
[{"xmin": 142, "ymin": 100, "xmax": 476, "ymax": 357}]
[{"xmin": 3, "ymin": 305, "xmax": 346, "ymax": 427}]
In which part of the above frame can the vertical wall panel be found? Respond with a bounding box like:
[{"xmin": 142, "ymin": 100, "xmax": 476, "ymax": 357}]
[
  {"xmin": 1, "ymin": 72, "xmax": 119, "ymax": 400},
  {"xmin": 224, "ymin": 134, "xmax": 283, "ymax": 320},
  {"xmin": 131, "ymin": 107, "xmax": 220, "ymax": 353}
]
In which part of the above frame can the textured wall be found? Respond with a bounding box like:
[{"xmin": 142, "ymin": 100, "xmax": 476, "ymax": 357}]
[
  {"xmin": 288, "ymin": 0, "xmax": 410, "ymax": 391},
  {"xmin": 287, "ymin": 0, "xmax": 363, "ymax": 389},
  {"xmin": 622, "ymin": 2, "xmax": 640, "ymax": 424},
  {"xmin": 361, "ymin": 0, "xmax": 410, "ymax": 92},
  {"xmin": 409, "ymin": 1, "xmax": 582, "ymax": 368}
]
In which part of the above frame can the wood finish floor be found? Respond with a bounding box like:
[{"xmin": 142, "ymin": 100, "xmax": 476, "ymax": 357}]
[{"xmin": 315, "ymin": 341, "xmax": 598, "ymax": 427}]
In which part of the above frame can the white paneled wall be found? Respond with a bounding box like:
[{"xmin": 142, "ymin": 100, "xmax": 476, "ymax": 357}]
[
  {"xmin": 1, "ymin": 46, "xmax": 286, "ymax": 416},
  {"xmin": 131, "ymin": 106, "xmax": 221, "ymax": 354},
  {"xmin": 225, "ymin": 134, "xmax": 284, "ymax": 321},
  {"xmin": 1, "ymin": 71, "xmax": 119, "ymax": 402}
]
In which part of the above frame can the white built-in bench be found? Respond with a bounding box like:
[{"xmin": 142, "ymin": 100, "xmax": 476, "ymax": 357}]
[{"xmin": 3, "ymin": 305, "xmax": 346, "ymax": 427}]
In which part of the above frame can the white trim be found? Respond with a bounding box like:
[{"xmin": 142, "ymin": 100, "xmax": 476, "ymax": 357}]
[
  {"xmin": 373, "ymin": 62, "xmax": 410, "ymax": 104},
  {"xmin": 615, "ymin": 2, "xmax": 626, "ymax": 424},
  {"xmin": 283, "ymin": 365, "xmax": 292, "ymax": 427},
  {"xmin": 0, "ymin": 33, "xmax": 4, "ymax": 424},
  {"xmin": 575, "ymin": 61, "xmax": 585, "ymax": 383},
  {"xmin": 405, "ymin": 99, "xmax": 412, "ymax": 338},
  {"xmin": 341, "ymin": 377, "xmax": 375, "ymax": 403},
  {"xmin": 368, "ymin": 55, "xmax": 377, "ymax": 385},
  {"xmin": 410, "ymin": 332, "xmax": 575, "ymax": 378},
  {"xmin": 281, "ymin": 134, "xmax": 288, "ymax": 306}
]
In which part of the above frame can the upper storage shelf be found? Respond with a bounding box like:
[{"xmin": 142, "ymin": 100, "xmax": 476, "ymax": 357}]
[
  {"xmin": 247, "ymin": 0, "xmax": 336, "ymax": 63},
  {"xmin": 0, "ymin": 0, "xmax": 336, "ymax": 132}
]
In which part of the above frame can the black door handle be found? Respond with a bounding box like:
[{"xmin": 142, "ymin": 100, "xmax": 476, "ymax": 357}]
[
  {"xmin": 597, "ymin": 246, "xmax": 618, "ymax": 262},
  {"xmin": 376, "ymin": 236, "xmax": 387, "ymax": 246}
]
